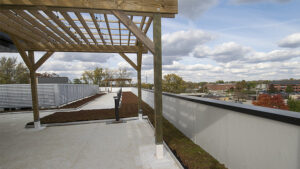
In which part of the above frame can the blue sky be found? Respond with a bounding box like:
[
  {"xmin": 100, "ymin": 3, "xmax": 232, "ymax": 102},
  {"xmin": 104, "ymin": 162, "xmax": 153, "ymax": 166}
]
[{"xmin": 2, "ymin": 0, "xmax": 300, "ymax": 83}]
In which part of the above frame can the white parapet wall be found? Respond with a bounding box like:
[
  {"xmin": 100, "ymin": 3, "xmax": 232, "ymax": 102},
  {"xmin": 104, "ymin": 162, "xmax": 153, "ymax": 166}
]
[
  {"xmin": 130, "ymin": 88, "xmax": 300, "ymax": 169},
  {"xmin": 0, "ymin": 84, "xmax": 99, "ymax": 108}
]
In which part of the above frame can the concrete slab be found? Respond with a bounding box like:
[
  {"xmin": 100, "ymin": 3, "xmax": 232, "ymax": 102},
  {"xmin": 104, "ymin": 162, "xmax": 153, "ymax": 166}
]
[
  {"xmin": 0, "ymin": 112, "xmax": 180, "ymax": 169},
  {"xmin": 79, "ymin": 92, "xmax": 117, "ymax": 110}
]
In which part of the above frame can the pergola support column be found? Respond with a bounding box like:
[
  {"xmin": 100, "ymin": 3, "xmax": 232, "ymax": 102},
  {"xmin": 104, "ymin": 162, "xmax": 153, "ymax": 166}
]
[
  {"xmin": 153, "ymin": 13, "xmax": 163, "ymax": 159},
  {"xmin": 137, "ymin": 42, "xmax": 143, "ymax": 120},
  {"xmin": 28, "ymin": 51, "xmax": 41, "ymax": 129}
]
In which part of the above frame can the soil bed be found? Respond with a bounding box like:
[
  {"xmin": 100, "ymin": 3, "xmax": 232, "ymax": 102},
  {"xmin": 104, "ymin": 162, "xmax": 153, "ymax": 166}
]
[
  {"xmin": 27, "ymin": 92, "xmax": 137, "ymax": 125},
  {"xmin": 60, "ymin": 93, "xmax": 106, "ymax": 109}
]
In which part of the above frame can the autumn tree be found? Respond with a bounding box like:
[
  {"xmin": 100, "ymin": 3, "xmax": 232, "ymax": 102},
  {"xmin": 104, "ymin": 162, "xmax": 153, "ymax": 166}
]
[
  {"xmin": 253, "ymin": 94, "xmax": 288, "ymax": 110},
  {"xmin": 162, "ymin": 73, "xmax": 186, "ymax": 94}
]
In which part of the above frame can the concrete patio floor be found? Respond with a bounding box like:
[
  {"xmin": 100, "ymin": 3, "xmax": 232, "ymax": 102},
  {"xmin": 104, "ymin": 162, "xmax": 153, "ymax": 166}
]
[{"xmin": 0, "ymin": 111, "xmax": 180, "ymax": 169}]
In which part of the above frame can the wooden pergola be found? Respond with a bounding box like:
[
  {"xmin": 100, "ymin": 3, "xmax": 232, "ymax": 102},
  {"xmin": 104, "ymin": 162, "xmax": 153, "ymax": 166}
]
[{"xmin": 0, "ymin": 0, "xmax": 177, "ymax": 159}]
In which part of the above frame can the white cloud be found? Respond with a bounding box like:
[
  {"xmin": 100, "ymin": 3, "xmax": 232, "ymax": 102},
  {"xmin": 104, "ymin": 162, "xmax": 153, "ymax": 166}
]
[
  {"xmin": 179, "ymin": 0, "xmax": 219, "ymax": 19},
  {"xmin": 161, "ymin": 29, "xmax": 214, "ymax": 65},
  {"xmin": 55, "ymin": 52, "xmax": 113, "ymax": 63},
  {"xmin": 278, "ymin": 33, "xmax": 300, "ymax": 48},
  {"xmin": 193, "ymin": 42, "xmax": 252, "ymax": 62},
  {"xmin": 247, "ymin": 50, "xmax": 300, "ymax": 63}
]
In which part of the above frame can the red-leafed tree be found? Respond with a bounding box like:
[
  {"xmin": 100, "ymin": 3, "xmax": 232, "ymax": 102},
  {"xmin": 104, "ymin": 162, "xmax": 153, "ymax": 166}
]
[{"xmin": 253, "ymin": 94, "xmax": 288, "ymax": 110}]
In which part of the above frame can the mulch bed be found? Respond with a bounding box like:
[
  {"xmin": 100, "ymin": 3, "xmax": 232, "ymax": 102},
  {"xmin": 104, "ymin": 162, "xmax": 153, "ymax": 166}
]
[
  {"xmin": 60, "ymin": 93, "xmax": 106, "ymax": 109},
  {"xmin": 27, "ymin": 92, "xmax": 138, "ymax": 125}
]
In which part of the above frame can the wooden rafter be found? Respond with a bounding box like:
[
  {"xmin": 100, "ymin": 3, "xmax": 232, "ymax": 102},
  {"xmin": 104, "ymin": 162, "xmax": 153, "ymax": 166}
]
[
  {"xmin": 28, "ymin": 10, "xmax": 78, "ymax": 49},
  {"xmin": 0, "ymin": 7, "xmax": 156, "ymax": 53},
  {"xmin": 128, "ymin": 16, "xmax": 133, "ymax": 46},
  {"xmin": 135, "ymin": 16, "xmax": 146, "ymax": 45},
  {"xmin": 44, "ymin": 10, "xmax": 81, "ymax": 44},
  {"xmin": 75, "ymin": 12, "xmax": 98, "ymax": 45},
  {"xmin": 0, "ymin": 13, "xmax": 51, "ymax": 50},
  {"xmin": 60, "ymin": 11, "xmax": 90, "ymax": 45},
  {"xmin": 104, "ymin": 14, "xmax": 113, "ymax": 45},
  {"xmin": 13, "ymin": 10, "xmax": 66, "ymax": 47},
  {"xmin": 26, "ymin": 45, "xmax": 148, "ymax": 53},
  {"xmin": 119, "ymin": 20, "xmax": 122, "ymax": 45},
  {"xmin": 90, "ymin": 13, "xmax": 106, "ymax": 45},
  {"xmin": 112, "ymin": 10, "xmax": 155, "ymax": 54}
]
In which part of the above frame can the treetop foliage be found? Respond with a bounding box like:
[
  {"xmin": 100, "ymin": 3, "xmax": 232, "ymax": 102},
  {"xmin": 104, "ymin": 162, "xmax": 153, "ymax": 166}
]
[{"xmin": 0, "ymin": 56, "xmax": 29, "ymax": 84}]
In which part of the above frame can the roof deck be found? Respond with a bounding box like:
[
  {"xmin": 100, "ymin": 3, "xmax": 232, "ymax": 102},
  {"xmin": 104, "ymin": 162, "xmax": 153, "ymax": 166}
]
[{"xmin": 0, "ymin": 96, "xmax": 180, "ymax": 169}]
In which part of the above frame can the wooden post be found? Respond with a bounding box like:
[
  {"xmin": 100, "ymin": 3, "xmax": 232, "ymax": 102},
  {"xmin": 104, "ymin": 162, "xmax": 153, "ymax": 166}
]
[
  {"xmin": 153, "ymin": 13, "xmax": 163, "ymax": 159},
  {"xmin": 137, "ymin": 41, "xmax": 143, "ymax": 118},
  {"xmin": 28, "ymin": 51, "xmax": 40, "ymax": 127}
]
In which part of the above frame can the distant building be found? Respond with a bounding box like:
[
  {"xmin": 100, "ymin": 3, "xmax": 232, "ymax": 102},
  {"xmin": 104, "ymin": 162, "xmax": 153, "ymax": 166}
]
[
  {"xmin": 205, "ymin": 83, "xmax": 236, "ymax": 92},
  {"xmin": 37, "ymin": 77, "xmax": 70, "ymax": 84},
  {"xmin": 270, "ymin": 80, "xmax": 300, "ymax": 92},
  {"xmin": 256, "ymin": 84, "xmax": 268, "ymax": 91}
]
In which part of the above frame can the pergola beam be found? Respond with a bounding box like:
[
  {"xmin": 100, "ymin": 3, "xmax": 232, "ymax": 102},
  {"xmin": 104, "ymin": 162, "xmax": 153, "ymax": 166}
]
[
  {"xmin": 119, "ymin": 53, "xmax": 138, "ymax": 70},
  {"xmin": 112, "ymin": 10, "xmax": 155, "ymax": 54},
  {"xmin": 34, "ymin": 52, "xmax": 54, "ymax": 71},
  {"xmin": 10, "ymin": 36, "xmax": 32, "ymax": 69},
  {"xmin": 25, "ymin": 45, "xmax": 148, "ymax": 53},
  {"xmin": 0, "ymin": 0, "xmax": 178, "ymax": 15}
]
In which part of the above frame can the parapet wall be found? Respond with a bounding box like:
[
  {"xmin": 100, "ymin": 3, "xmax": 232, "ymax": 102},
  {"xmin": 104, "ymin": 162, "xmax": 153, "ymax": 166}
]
[
  {"xmin": 130, "ymin": 88, "xmax": 300, "ymax": 169},
  {"xmin": 0, "ymin": 84, "xmax": 98, "ymax": 108}
]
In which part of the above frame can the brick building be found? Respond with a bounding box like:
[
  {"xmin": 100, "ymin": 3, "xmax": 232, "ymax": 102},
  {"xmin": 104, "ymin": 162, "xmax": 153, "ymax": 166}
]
[
  {"xmin": 205, "ymin": 83, "xmax": 236, "ymax": 92},
  {"xmin": 270, "ymin": 80, "xmax": 300, "ymax": 92}
]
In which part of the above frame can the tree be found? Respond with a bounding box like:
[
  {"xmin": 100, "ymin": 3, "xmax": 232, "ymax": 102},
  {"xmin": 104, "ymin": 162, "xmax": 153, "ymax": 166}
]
[
  {"xmin": 0, "ymin": 56, "xmax": 29, "ymax": 84},
  {"xmin": 287, "ymin": 98, "xmax": 300, "ymax": 112},
  {"xmin": 162, "ymin": 73, "xmax": 186, "ymax": 94},
  {"xmin": 73, "ymin": 78, "xmax": 82, "ymax": 84},
  {"xmin": 37, "ymin": 72, "xmax": 59, "ymax": 78},
  {"xmin": 285, "ymin": 85, "xmax": 294, "ymax": 93},
  {"xmin": 80, "ymin": 67, "xmax": 105, "ymax": 85},
  {"xmin": 268, "ymin": 84, "xmax": 277, "ymax": 93},
  {"xmin": 116, "ymin": 67, "xmax": 131, "ymax": 86},
  {"xmin": 216, "ymin": 80, "xmax": 224, "ymax": 84},
  {"xmin": 253, "ymin": 94, "xmax": 288, "ymax": 110},
  {"xmin": 234, "ymin": 80, "xmax": 247, "ymax": 101}
]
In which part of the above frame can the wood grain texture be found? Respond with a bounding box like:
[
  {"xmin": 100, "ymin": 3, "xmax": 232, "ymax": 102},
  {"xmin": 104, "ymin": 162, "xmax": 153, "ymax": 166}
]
[{"xmin": 0, "ymin": 0, "xmax": 178, "ymax": 14}]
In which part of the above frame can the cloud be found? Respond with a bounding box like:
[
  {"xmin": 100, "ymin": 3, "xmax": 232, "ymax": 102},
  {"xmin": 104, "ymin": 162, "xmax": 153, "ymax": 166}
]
[
  {"xmin": 193, "ymin": 42, "xmax": 252, "ymax": 62},
  {"xmin": 160, "ymin": 29, "xmax": 214, "ymax": 65},
  {"xmin": 179, "ymin": 0, "xmax": 219, "ymax": 19},
  {"xmin": 231, "ymin": 0, "xmax": 290, "ymax": 4},
  {"xmin": 55, "ymin": 52, "xmax": 113, "ymax": 63},
  {"xmin": 247, "ymin": 50, "xmax": 300, "ymax": 63},
  {"xmin": 193, "ymin": 41, "xmax": 300, "ymax": 63},
  {"xmin": 278, "ymin": 33, "xmax": 300, "ymax": 48}
]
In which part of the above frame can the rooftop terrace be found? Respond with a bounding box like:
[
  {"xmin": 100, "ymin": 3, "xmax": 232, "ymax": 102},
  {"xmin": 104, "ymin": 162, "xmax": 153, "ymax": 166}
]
[{"xmin": 0, "ymin": 93, "xmax": 181, "ymax": 169}]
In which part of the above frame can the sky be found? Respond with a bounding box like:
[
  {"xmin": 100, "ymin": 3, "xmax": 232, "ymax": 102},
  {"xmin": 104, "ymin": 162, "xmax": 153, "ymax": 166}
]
[{"xmin": 2, "ymin": 0, "xmax": 300, "ymax": 83}]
